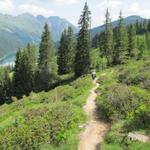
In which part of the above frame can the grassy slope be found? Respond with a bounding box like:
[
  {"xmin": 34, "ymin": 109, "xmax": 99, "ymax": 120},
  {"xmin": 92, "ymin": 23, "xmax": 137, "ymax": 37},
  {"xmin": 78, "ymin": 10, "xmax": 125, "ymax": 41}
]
[
  {"xmin": 96, "ymin": 59, "xmax": 150, "ymax": 150},
  {"xmin": 0, "ymin": 75, "xmax": 93, "ymax": 150}
]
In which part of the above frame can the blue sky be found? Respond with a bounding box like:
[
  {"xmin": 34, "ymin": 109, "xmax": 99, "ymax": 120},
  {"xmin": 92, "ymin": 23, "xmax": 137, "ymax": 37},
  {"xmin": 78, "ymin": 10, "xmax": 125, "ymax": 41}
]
[{"xmin": 0, "ymin": 0, "xmax": 150, "ymax": 27}]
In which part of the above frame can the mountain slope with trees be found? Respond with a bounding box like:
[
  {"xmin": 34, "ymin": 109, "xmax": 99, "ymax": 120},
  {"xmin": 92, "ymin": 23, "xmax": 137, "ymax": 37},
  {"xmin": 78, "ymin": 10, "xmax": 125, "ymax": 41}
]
[
  {"xmin": 0, "ymin": 13, "xmax": 78, "ymax": 58},
  {"xmin": 0, "ymin": 2, "xmax": 150, "ymax": 150},
  {"xmin": 90, "ymin": 15, "xmax": 145, "ymax": 38}
]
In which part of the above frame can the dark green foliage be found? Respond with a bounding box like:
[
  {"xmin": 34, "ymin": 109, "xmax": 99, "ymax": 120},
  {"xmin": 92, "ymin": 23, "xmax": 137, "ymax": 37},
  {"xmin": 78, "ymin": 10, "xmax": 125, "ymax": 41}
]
[
  {"xmin": 136, "ymin": 20, "xmax": 140, "ymax": 34},
  {"xmin": 113, "ymin": 11, "xmax": 128, "ymax": 64},
  {"xmin": 136, "ymin": 19, "xmax": 148, "ymax": 35},
  {"xmin": 145, "ymin": 31, "xmax": 150, "ymax": 52},
  {"xmin": 75, "ymin": 2, "xmax": 91, "ymax": 77},
  {"xmin": 58, "ymin": 29, "xmax": 68, "ymax": 74},
  {"xmin": 13, "ymin": 49, "xmax": 22, "ymax": 97},
  {"xmin": 147, "ymin": 20, "xmax": 150, "ymax": 33},
  {"xmin": 137, "ymin": 36, "xmax": 147, "ymax": 59},
  {"xmin": 99, "ymin": 31, "xmax": 105, "ymax": 56},
  {"xmin": 13, "ymin": 44, "xmax": 37, "ymax": 98},
  {"xmin": 67, "ymin": 27, "xmax": 75, "ymax": 72},
  {"xmin": 128, "ymin": 24, "xmax": 137, "ymax": 58},
  {"xmin": 0, "ymin": 68, "xmax": 12, "ymax": 104},
  {"xmin": 37, "ymin": 23, "xmax": 57, "ymax": 91},
  {"xmin": 57, "ymin": 27, "xmax": 75, "ymax": 75},
  {"xmin": 103, "ymin": 9, "xmax": 114, "ymax": 66},
  {"xmin": 142, "ymin": 19, "xmax": 148, "ymax": 33},
  {"xmin": 91, "ymin": 34, "xmax": 99, "ymax": 48}
]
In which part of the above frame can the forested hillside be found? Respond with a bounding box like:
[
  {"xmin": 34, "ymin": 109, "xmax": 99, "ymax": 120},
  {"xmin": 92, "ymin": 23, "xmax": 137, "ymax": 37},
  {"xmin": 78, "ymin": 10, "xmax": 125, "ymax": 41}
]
[
  {"xmin": 0, "ymin": 2, "xmax": 150, "ymax": 150},
  {"xmin": 0, "ymin": 13, "xmax": 77, "ymax": 57}
]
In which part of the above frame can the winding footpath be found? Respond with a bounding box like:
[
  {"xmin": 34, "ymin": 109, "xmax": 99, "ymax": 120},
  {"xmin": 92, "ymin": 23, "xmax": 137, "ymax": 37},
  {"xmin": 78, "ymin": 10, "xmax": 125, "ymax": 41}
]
[{"xmin": 78, "ymin": 80, "xmax": 109, "ymax": 150}]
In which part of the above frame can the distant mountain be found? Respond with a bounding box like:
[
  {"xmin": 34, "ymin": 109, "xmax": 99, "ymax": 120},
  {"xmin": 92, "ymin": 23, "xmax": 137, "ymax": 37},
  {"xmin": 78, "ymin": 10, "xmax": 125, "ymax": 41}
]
[
  {"xmin": 90, "ymin": 15, "xmax": 145, "ymax": 37},
  {"xmin": 0, "ymin": 52, "xmax": 15, "ymax": 66},
  {"xmin": 0, "ymin": 13, "xmax": 78, "ymax": 58},
  {"xmin": 0, "ymin": 15, "xmax": 147, "ymax": 66}
]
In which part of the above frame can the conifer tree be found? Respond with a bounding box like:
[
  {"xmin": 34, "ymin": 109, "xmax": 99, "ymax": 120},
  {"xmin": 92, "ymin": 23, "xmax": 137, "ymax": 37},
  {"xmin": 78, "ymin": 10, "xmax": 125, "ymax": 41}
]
[
  {"xmin": 75, "ymin": 2, "xmax": 91, "ymax": 77},
  {"xmin": 13, "ymin": 49, "xmax": 24, "ymax": 97},
  {"xmin": 147, "ymin": 20, "xmax": 150, "ymax": 32},
  {"xmin": 92, "ymin": 34, "xmax": 99, "ymax": 48},
  {"xmin": 25, "ymin": 44, "xmax": 37, "ymax": 91},
  {"xmin": 103, "ymin": 9, "xmax": 114, "ymax": 66},
  {"xmin": 67, "ymin": 26, "xmax": 75, "ymax": 72},
  {"xmin": 128, "ymin": 24, "xmax": 137, "ymax": 58},
  {"xmin": 136, "ymin": 20, "xmax": 140, "ymax": 34},
  {"xmin": 99, "ymin": 31, "xmax": 105, "ymax": 57},
  {"xmin": 57, "ymin": 29, "xmax": 68, "ymax": 74},
  {"xmin": 13, "ymin": 44, "xmax": 37, "ymax": 97},
  {"xmin": 137, "ymin": 36, "xmax": 147, "ymax": 59},
  {"xmin": 113, "ymin": 11, "xmax": 128, "ymax": 64},
  {"xmin": 37, "ymin": 23, "xmax": 57, "ymax": 90},
  {"xmin": 0, "ymin": 68, "xmax": 12, "ymax": 104},
  {"xmin": 146, "ymin": 31, "xmax": 150, "ymax": 52},
  {"xmin": 57, "ymin": 27, "xmax": 75, "ymax": 75},
  {"xmin": 143, "ymin": 19, "xmax": 148, "ymax": 33}
]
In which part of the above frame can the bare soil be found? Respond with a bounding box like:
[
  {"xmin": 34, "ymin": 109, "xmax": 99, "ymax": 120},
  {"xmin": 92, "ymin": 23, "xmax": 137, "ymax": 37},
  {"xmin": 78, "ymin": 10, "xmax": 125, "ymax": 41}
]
[{"xmin": 78, "ymin": 80, "xmax": 109, "ymax": 150}]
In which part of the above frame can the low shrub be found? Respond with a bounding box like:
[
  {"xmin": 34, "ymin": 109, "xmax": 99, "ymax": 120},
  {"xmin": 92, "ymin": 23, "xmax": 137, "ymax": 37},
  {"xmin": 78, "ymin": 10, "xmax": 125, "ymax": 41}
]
[
  {"xmin": 118, "ymin": 61, "xmax": 150, "ymax": 90},
  {"xmin": 0, "ymin": 102, "xmax": 76, "ymax": 149},
  {"xmin": 0, "ymin": 75, "xmax": 93, "ymax": 149},
  {"xmin": 126, "ymin": 103, "xmax": 150, "ymax": 131},
  {"xmin": 96, "ymin": 74, "xmax": 150, "ymax": 129},
  {"xmin": 97, "ymin": 83, "xmax": 134, "ymax": 120}
]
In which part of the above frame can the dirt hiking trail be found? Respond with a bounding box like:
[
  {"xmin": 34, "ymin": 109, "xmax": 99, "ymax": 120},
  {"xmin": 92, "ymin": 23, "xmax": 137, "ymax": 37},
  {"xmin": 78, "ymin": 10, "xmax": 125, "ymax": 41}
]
[{"xmin": 78, "ymin": 79, "xmax": 109, "ymax": 150}]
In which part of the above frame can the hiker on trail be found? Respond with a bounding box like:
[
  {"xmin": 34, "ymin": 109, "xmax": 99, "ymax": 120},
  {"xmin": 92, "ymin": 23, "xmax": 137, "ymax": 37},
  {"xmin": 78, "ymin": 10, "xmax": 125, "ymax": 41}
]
[{"xmin": 91, "ymin": 70, "xmax": 96, "ymax": 80}]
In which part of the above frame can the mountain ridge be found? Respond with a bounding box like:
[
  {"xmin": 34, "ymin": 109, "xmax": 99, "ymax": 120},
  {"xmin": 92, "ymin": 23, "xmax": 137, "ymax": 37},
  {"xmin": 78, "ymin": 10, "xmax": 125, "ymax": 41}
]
[
  {"xmin": 0, "ymin": 13, "xmax": 78, "ymax": 58},
  {"xmin": 0, "ymin": 15, "xmax": 148, "ymax": 66},
  {"xmin": 90, "ymin": 15, "xmax": 145, "ymax": 37}
]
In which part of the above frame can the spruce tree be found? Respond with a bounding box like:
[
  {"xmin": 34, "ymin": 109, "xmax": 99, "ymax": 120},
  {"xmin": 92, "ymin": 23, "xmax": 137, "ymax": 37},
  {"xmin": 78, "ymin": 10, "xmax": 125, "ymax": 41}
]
[
  {"xmin": 92, "ymin": 34, "xmax": 99, "ymax": 48},
  {"xmin": 147, "ymin": 20, "xmax": 150, "ymax": 32},
  {"xmin": 146, "ymin": 31, "xmax": 150, "ymax": 52},
  {"xmin": 13, "ymin": 49, "xmax": 24, "ymax": 97},
  {"xmin": 0, "ymin": 68, "xmax": 12, "ymax": 104},
  {"xmin": 57, "ymin": 29, "xmax": 68, "ymax": 74},
  {"xmin": 113, "ymin": 11, "xmax": 128, "ymax": 64},
  {"xmin": 75, "ymin": 2, "xmax": 91, "ymax": 77},
  {"xmin": 99, "ymin": 31, "xmax": 105, "ymax": 57},
  {"xmin": 143, "ymin": 19, "xmax": 148, "ymax": 33},
  {"xmin": 37, "ymin": 23, "xmax": 57, "ymax": 90},
  {"xmin": 137, "ymin": 36, "xmax": 147, "ymax": 59},
  {"xmin": 103, "ymin": 9, "xmax": 114, "ymax": 66},
  {"xmin": 67, "ymin": 26, "xmax": 75, "ymax": 72},
  {"xmin": 25, "ymin": 44, "xmax": 37, "ymax": 91},
  {"xmin": 57, "ymin": 27, "xmax": 75, "ymax": 75},
  {"xmin": 13, "ymin": 44, "xmax": 37, "ymax": 97},
  {"xmin": 136, "ymin": 20, "xmax": 140, "ymax": 34},
  {"xmin": 128, "ymin": 24, "xmax": 137, "ymax": 58}
]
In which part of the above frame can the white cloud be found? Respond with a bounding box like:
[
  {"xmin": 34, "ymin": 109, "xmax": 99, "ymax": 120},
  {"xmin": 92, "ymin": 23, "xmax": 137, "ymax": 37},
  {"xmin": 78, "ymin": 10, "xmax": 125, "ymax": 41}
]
[
  {"xmin": 96, "ymin": 0, "xmax": 121, "ymax": 9},
  {"xmin": 0, "ymin": 0, "xmax": 15, "ymax": 13},
  {"xmin": 126, "ymin": 2, "xmax": 150, "ymax": 19},
  {"xmin": 18, "ymin": 4, "xmax": 54, "ymax": 16},
  {"xmin": 129, "ymin": 2, "xmax": 139, "ymax": 14},
  {"xmin": 55, "ymin": 0, "xmax": 79, "ymax": 5},
  {"xmin": 94, "ymin": 0, "xmax": 122, "ymax": 26}
]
